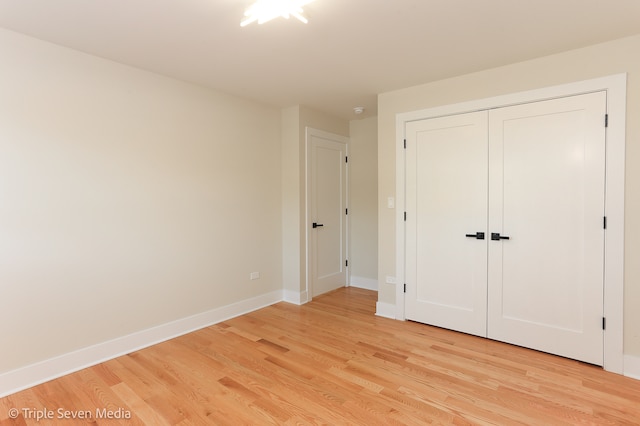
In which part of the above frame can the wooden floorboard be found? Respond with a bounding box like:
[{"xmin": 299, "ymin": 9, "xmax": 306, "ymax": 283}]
[{"xmin": 2, "ymin": 287, "xmax": 639, "ymax": 425}]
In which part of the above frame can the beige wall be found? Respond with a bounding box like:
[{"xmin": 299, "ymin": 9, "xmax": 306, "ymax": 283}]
[
  {"xmin": 0, "ymin": 28, "xmax": 283, "ymax": 373},
  {"xmin": 281, "ymin": 106, "xmax": 349, "ymax": 297},
  {"xmin": 349, "ymin": 117, "xmax": 378, "ymax": 281},
  {"xmin": 281, "ymin": 107, "xmax": 301, "ymax": 295},
  {"xmin": 377, "ymin": 34, "xmax": 640, "ymax": 356}
]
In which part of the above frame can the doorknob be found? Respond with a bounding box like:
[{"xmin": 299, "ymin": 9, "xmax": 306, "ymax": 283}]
[
  {"xmin": 312, "ymin": 222, "xmax": 324, "ymax": 229},
  {"xmin": 491, "ymin": 232, "xmax": 510, "ymax": 241},
  {"xmin": 465, "ymin": 232, "xmax": 485, "ymax": 240}
]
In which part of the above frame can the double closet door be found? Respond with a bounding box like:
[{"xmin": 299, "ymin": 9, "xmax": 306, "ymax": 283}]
[{"xmin": 405, "ymin": 92, "xmax": 606, "ymax": 365}]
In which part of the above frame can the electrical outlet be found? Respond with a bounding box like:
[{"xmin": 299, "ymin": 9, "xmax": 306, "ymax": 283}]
[{"xmin": 250, "ymin": 272, "xmax": 260, "ymax": 280}]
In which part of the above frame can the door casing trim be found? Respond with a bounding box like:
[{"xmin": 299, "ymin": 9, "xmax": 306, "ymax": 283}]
[
  {"xmin": 305, "ymin": 127, "xmax": 350, "ymax": 300},
  {"xmin": 395, "ymin": 74, "xmax": 626, "ymax": 374}
]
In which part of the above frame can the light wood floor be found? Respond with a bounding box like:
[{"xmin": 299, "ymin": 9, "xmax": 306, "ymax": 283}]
[{"xmin": 2, "ymin": 287, "xmax": 640, "ymax": 425}]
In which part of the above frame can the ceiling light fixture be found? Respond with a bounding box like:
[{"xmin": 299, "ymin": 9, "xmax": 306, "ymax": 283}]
[{"xmin": 241, "ymin": 0, "xmax": 314, "ymax": 27}]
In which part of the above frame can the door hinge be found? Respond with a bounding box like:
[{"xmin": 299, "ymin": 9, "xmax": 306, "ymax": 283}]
[
  {"xmin": 605, "ymin": 114, "xmax": 609, "ymax": 128},
  {"xmin": 346, "ymin": 208, "xmax": 348, "ymax": 215},
  {"xmin": 345, "ymin": 156, "xmax": 348, "ymax": 163},
  {"xmin": 345, "ymin": 259, "xmax": 348, "ymax": 267},
  {"xmin": 602, "ymin": 317, "xmax": 606, "ymax": 330},
  {"xmin": 403, "ymin": 283, "xmax": 407, "ymax": 293},
  {"xmin": 404, "ymin": 139, "xmax": 407, "ymax": 149},
  {"xmin": 604, "ymin": 216, "xmax": 607, "ymax": 229},
  {"xmin": 404, "ymin": 212, "xmax": 407, "ymax": 221}
]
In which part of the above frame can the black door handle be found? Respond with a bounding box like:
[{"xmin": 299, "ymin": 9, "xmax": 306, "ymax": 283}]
[
  {"xmin": 465, "ymin": 232, "xmax": 485, "ymax": 240},
  {"xmin": 491, "ymin": 232, "xmax": 510, "ymax": 241},
  {"xmin": 312, "ymin": 222, "xmax": 324, "ymax": 229}
]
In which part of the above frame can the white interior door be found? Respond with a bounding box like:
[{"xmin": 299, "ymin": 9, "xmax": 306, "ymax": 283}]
[
  {"xmin": 405, "ymin": 111, "xmax": 489, "ymax": 337},
  {"xmin": 487, "ymin": 92, "xmax": 606, "ymax": 365},
  {"xmin": 309, "ymin": 130, "xmax": 348, "ymax": 297},
  {"xmin": 405, "ymin": 92, "xmax": 606, "ymax": 364}
]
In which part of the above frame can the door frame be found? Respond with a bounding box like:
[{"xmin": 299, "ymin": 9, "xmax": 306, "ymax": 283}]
[
  {"xmin": 305, "ymin": 127, "xmax": 350, "ymax": 300},
  {"xmin": 394, "ymin": 74, "xmax": 626, "ymax": 374}
]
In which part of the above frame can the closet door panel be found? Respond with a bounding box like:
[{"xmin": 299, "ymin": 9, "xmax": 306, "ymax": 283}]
[
  {"xmin": 405, "ymin": 111, "xmax": 488, "ymax": 337},
  {"xmin": 487, "ymin": 92, "xmax": 606, "ymax": 365}
]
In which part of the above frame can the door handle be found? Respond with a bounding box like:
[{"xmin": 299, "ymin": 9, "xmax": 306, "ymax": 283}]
[
  {"xmin": 491, "ymin": 232, "xmax": 510, "ymax": 241},
  {"xmin": 465, "ymin": 232, "xmax": 485, "ymax": 240},
  {"xmin": 312, "ymin": 222, "xmax": 324, "ymax": 229}
]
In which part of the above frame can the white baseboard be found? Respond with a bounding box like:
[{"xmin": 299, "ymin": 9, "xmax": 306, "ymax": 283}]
[
  {"xmin": 0, "ymin": 290, "xmax": 283, "ymax": 398},
  {"xmin": 350, "ymin": 276, "xmax": 378, "ymax": 291},
  {"xmin": 375, "ymin": 302, "xmax": 396, "ymax": 319},
  {"xmin": 283, "ymin": 289, "xmax": 308, "ymax": 305},
  {"xmin": 624, "ymin": 354, "xmax": 640, "ymax": 380}
]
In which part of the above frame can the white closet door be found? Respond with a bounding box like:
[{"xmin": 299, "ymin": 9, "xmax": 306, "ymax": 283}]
[
  {"xmin": 405, "ymin": 111, "xmax": 488, "ymax": 337},
  {"xmin": 487, "ymin": 92, "xmax": 606, "ymax": 365}
]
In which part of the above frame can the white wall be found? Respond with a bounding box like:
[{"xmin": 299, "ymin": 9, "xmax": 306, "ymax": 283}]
[
  {"xmin": 281, "ymin": 106, "xmax": 302, "ymax": 299},
  {"xmin": 0, "ymin": 27, "xmax": 282, "ymax": 374},
  {"xmin": 377, "ymin": 34, "xmax": 640, "ymax": 357},
  {"xmin": 349, "ymin": 117, "xmax": 378, "ymax": 286}
]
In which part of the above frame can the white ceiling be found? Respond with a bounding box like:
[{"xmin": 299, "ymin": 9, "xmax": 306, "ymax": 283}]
[{"xmin": 0, "ymin": 0, "xmax": 639, "ymax": 119}]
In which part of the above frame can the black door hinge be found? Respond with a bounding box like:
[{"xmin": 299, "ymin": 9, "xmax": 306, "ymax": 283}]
[
  {"xmin": 404, "ymin": 283, "xmax": 407, "ymax": 293},
  {"xmin": 604, "ymin": 216, "xmax": 607, "ymax": 229},
  {"xmin": 404, "ymin": 212, "xmax": 407, "ymax": 221},
  {"xmin": 346, "ymin": 208, "xmax": 348, "ymax": 215},
  {"xmin": 345, "ymin": 156, "xmax": 348, "ymax": 163},
  {"xmin": 605, "ymin": 114, "xmax": 609, "ymax": 128},
  {"xmin": 404, "ymin": 139, "xmax": 407, "ymax": 149},
  {"xmin": 345, "ymin": 259, "xmax": 348, "ymax": 267},
  {"xmin": 602, "ymin": 317, "xmax": 606, "ymax": 330}
]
